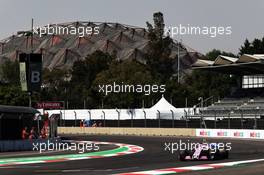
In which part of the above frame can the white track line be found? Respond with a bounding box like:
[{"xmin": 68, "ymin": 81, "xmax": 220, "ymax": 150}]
[{"xmin": 116, "ymin": 158, "xmax": 264, "ymax": 175}]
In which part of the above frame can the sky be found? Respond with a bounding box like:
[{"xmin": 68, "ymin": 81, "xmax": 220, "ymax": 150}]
[{"xmin": 0, "ymin": 0, "xmax": 264, "ymax": 54}]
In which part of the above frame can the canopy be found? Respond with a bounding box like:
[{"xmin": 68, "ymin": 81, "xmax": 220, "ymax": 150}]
[
  {"xmin": 149, "ymin": 96, "xmax": 177, "ymax": 111},
  {"xmin": 0, "ymin": 105, "xmax": 39, "ymax": 115},
  {"xmin": 192, "ymin": 54, "xmax": 264, "ymax": 75}
]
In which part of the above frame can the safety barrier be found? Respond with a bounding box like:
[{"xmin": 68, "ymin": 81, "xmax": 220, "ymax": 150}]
[
  {"xmin": 0, "ymin": 139, "xmax": 61, "ymax": 152},
  {"xmin": 196, "ymin": 128, "xmax": 264, "ymax": 139},
  {"xmin": 58, "ymin": 127, "xmax": 196, "ymax": 137},
  {"xmin": 58, "ymin": 127, "xmax": 264, "ymax": 139}
]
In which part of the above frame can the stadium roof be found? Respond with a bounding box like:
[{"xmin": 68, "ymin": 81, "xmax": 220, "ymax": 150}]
[
  {"xmin": 0, "ymin": 21, "xmax": 204, "ymax": 70},
  {"xmin": 192, "ymin": 54, "xmax": 264, "ymax": 75}
]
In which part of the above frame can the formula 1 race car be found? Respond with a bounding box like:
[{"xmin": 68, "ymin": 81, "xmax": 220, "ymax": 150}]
[{"xmin": 179, "ymin": 143, "xmax": 229, "ymax": 161}]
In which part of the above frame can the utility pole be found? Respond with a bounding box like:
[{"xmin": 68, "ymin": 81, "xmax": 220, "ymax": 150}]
[
  {"xmin": 177, "ymin": 39, "xmax": 182, "ymax": 83},
  {"xmin": 28, "ymin": 18, "xmax": 34, "ymax": 107},
  {"xmin": 28, "ymin": 91, "xmax": 32, "ymax": 107},
  {"xmin": 84, "ymin": 99, "xmax": 86, "ymax": 109},
  {"xmin": 198, "ymin": 97, "xmax": 205, "ymax": 128},
  {"xmin": 31, "ymin": 18, "xmax": 34, "ymax": 53}
]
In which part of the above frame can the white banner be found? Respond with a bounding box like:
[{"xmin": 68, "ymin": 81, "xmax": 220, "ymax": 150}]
[{"xmin": 196, "ymin": 129, "xmax": 264, "ymax": 139}]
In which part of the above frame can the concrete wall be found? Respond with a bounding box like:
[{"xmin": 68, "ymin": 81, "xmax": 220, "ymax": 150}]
[
  {"xmin": 58, "ymin": 127, "xmax": 196, "ymax": 137},
  {"xmin": 0, "ymin": 140, "xmax": 33, "ymax": 152}
]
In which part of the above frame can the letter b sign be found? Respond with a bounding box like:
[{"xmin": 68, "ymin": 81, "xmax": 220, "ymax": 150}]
[
  {"xmin": 29, "ymin": 54, "xmax": 42, "ymax": 92},
  {"xmin": 31, "ymin": 71, "xmax": 40, "ymax": 83}
]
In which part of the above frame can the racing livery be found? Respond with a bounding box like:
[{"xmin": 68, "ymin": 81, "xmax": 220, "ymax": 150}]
[{"xmin": 179, "ymin": 143, "xmax": 229, "ymax": 161}]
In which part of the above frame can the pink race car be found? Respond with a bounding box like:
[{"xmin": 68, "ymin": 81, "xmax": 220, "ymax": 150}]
[{"xmin": 179, "ymin": 143, "xmax": 229, "ymax": 161}]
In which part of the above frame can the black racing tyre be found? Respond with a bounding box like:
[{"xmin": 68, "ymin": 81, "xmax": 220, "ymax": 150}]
[
  {"xmin": 207, "ymin": 149, "xmax": 216, "ymax": 160},
  {"xmin": 179, "ymin": 150, "xmax": 188, "ymax": 161},
  {"xmin": 224, "ymin": 150, "xmax": 229, "ymax": 159}
]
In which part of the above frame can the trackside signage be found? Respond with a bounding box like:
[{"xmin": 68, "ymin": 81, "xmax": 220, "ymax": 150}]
[
  {"xmin": 36, "ymin": 102, "xmax": 63, "ymax": 109},
  {"xmin": 19, "ymin": 53, "xmax": 42, "ymax": 92},
  {"xmin": 196, "ymin": 129, "xmax": 264, "ymax": 139}
]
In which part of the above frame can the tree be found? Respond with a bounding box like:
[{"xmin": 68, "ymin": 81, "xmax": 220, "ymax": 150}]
[
  {"xmin": 71, "ymin": 50, "xmax": 113, "ymax": 88},
  {"xmin": 146, "ymin": 12, "xmax": 174, "ymax": 80},
  {"xmin": 0, "ymin": 84, "xmax": 29, "ymax": 106},
  {"xmin": 239, "ymin": 39, "xmax": 253, "ymax": 55},
  {"xmin": 40, "ymin": 68, "xmax": 69, "ymax": 101},
  {"xmin": 239, "ymin": 37, "xmax": 264, "ymax": 55},
  {"xmin": 64, "ymin": 51, "xmax": 113, "ymax": 108},
  {"xmin": 92, "ymin": 60, "xmax": 160, "ymax": 108},
  {"xmin": 252, "ymin": 38, "xmax": 264, "ymax": 54},
  {"xmin": 206, "ymin": 49, "xmax": 237, "ymax": 60},
  {"xmin": 0, "ymin": 60, "xmax": 20, "ymax": 84}
]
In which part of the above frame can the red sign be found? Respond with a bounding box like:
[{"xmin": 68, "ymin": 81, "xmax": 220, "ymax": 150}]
[
  {"xmin": 37, "ymin": 102, "xmax": 63, "ymax": 109},
  {"xmin": 250, "ymin": 132, "xmax": 260, "ymax": 138},
  {"xmin": 233, "ymin": 131, "xmax": 243, "ymax": 137}
]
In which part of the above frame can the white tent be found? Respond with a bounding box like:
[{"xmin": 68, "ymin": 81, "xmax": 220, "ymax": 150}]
[
  {"xmin": 150, "ymin": 96, "xmax": 177, "ymax": 111},
  {"xmin": 147, "ymin": 96, "xmax": 185, "ymax": 120}
]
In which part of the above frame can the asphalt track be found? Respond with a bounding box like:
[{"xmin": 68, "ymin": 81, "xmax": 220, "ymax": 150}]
[{"xmin": 0, "ymin": 135, "xmax": 263, "ymax": 175}]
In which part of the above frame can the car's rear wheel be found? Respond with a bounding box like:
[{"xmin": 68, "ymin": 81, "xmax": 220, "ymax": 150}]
[
  {"xmin": 179, "ymin": 150, "xmax": 188, "ymax": 161},
  {"xmin": 206, "ymin": 149, "xmax": 216, "ymax": 160},
  {"xmin": 209, "ymin": 153, "xmax": 215, "ymax": 160},
  {"xmin": 224, "ymin": 151, "xmax": 229, "ymax": 159}
]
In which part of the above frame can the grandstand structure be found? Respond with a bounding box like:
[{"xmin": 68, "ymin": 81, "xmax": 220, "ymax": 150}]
[
  {"xmin": 0, "ymin": 21, "xmax": 203, "ymax": 71},
  {"xmin": 191, "ymin": 54, "xmax": 264, "ymax": 129}
]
